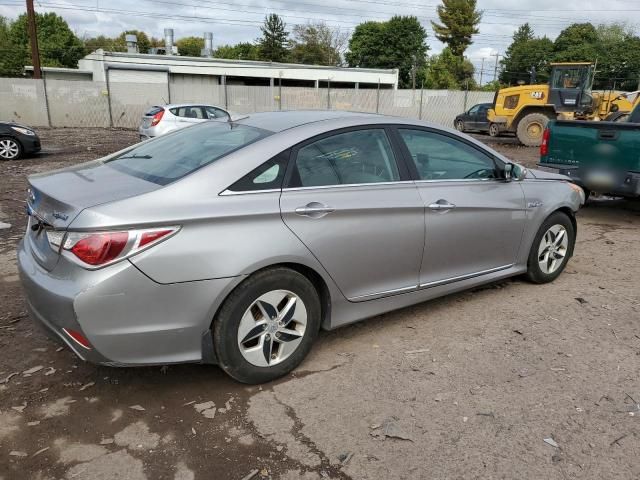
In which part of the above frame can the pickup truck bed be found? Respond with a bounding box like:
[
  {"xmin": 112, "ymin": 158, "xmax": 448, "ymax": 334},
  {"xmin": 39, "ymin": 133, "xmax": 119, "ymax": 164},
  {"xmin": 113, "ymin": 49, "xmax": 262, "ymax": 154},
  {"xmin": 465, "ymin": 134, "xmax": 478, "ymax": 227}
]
[{"xmin": 539, "ymin": 105, "xmax": 640, "ymax": 198}]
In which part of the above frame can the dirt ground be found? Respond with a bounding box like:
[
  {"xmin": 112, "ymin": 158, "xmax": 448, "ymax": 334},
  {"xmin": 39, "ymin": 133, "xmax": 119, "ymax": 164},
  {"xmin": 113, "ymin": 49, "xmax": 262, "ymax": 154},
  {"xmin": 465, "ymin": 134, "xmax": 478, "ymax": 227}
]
[{"xmin": 0, "ymin": 128, "xmax": 639, "ymax": 480}]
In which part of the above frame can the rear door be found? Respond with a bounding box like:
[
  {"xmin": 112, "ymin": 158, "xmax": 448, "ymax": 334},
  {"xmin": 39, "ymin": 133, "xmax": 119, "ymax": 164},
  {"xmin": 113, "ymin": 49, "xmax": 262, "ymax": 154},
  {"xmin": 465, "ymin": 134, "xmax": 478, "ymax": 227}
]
[
  {"xmin": 280, "ymin": 126, "xmax": 425, "ymax": 301},
  {"xmin": 395, "ymin": 127, "xmax": 527, "ymax": 286},
  {"xmin": 172, "ymin": 106, "xmax": 207, "ymax": 127},
  {"xmin": 477, "ymin": 105, "xmax": 490, "ymax": 131}
]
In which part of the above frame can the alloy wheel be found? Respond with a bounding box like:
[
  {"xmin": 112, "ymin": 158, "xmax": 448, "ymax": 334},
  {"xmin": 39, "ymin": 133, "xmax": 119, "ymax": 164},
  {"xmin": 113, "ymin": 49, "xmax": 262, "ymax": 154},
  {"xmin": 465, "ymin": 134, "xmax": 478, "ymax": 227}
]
[
  {"xmin": 0, "ymin": 139, "xmax": 19, "ymax": 159},
  {"xmin": 538, "ymin": 224, "xmax": 568, "ymax": 274},
  {"xmin": 237, "ymin": 289, "xmax": 307, "ymax": 367}
]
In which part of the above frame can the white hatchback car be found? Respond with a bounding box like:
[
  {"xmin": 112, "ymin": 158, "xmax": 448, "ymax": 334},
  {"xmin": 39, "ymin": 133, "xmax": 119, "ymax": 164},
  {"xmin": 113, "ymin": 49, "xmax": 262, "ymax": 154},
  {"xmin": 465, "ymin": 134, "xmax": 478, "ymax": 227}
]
[{"xmin": 138, "ymin": 104, "xmax": 230, "ymax": 139}]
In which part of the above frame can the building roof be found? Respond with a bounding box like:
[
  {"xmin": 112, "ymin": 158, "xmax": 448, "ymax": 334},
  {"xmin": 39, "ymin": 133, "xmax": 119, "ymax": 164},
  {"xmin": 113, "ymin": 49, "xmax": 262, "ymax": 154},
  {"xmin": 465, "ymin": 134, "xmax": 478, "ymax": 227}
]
[{"xmin": 93, "ymin": 50, "xmax": 397, "ymax": 75}]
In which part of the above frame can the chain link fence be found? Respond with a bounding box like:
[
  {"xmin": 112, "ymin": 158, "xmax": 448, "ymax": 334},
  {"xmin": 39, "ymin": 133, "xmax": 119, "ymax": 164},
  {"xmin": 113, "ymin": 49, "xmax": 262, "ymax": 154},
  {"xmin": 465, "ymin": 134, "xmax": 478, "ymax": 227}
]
[{"xmin": 0, "ymin": 77, "xmax": 494, "ymax": 129}]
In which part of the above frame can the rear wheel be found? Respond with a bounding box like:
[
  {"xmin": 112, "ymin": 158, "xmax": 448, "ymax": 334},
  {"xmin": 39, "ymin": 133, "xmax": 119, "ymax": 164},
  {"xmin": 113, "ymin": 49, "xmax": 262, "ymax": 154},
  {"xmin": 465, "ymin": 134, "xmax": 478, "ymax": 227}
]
[
  {"xmin": 213, "ymin": 268, "xmax": 321, "ymax": 384},
  {"xmin": 516, "ymin": 112, "xmax": 551, "ymax": 147},
  {"xmin": 488, "ymin": 123, "xmax": 500, "ymax": 137},
  {"xmin": 605, "ymin": 111, "xmax": 630, "ymax": 122},
  {"xmin": 525, "ymin": 212, "xmax": 575, "ymax": 284},
  {"xmin": 0, "ymin": 137, "xmax": 22, "ymax": 160},
  {"xmin": 455, "ymin": 120, "xmax": 465, "ymax": 132}
]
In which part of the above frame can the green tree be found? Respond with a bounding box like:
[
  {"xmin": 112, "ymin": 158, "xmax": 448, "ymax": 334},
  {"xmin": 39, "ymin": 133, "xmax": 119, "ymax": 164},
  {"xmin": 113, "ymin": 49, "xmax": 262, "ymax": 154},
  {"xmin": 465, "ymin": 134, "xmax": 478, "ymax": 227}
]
[
  {"xmin": 431, "ymin": 0, "xmax": 482, "ymax": 57},
  {"xmin": 500, "ymin": 24, "xmax": 554, "ymax": 85},
  {"xmin": 593, "ymin": 23, "xmax": 640, "ymax": 90},
  {"xmin": 289, "ymin": 22, "xmax": 346, "ymax": 66},
  {"xmin": 258, "ymin": 14, "xmax": 289, "ymax": 62},
  {"xmin": 83, "ymin": 35, "xmax": 121, "ymax": 54},
  {"xmin": 176, "ymin": 36, "xmax": 204, "ymax": 57},
  {"xmin": 424, "ymin": 47, "xmax": 475, "ymax": 89},
  {"xmin": 346, "ymin": 16, "xmax": 428, "ymax": 88},
  {"xmin": 214, "ymin": 42, "xmax": 260, "ymax": 60},
  {"xmin": 552, "ymin": 23, "xmax": 599, "ymax": 63},
  {"xmin": 8, "ymin": 12, "xmax": 85, "ymax": 71},
  {"xmin": 0, "ymin": 15, "xmax": 24, "ymax": 76}
]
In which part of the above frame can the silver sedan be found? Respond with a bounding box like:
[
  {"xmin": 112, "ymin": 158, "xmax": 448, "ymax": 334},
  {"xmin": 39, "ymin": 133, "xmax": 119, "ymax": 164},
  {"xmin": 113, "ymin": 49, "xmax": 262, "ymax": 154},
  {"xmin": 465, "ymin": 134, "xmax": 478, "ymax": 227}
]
[{"xmin": 18, "ymin": 111, "xmax": 584, "ymax": 383}]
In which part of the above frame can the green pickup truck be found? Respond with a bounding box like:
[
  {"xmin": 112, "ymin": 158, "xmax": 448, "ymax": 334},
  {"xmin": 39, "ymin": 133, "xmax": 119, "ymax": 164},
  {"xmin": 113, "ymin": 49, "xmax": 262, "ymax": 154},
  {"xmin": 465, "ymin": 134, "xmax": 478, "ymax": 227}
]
[{"xmin": 539, "ymin": 104, "xmax": 640, "ymax": 198}]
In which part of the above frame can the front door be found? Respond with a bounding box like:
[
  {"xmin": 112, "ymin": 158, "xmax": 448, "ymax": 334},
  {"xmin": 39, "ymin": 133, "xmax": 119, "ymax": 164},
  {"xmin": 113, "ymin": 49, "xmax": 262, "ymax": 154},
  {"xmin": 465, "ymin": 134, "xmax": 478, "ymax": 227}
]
[
  {"xmin": 280, "ymin": 127, "xmax": 425, "ymax": 301},
  {"xmin": 396, "ymin": 127, "xmax": 527, "ymax": 286}
]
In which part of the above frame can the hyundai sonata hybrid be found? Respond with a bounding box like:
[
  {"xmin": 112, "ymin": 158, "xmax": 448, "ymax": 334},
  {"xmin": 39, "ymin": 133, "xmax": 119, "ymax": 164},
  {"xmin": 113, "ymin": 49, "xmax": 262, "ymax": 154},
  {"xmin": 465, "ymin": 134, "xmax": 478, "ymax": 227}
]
[{"xmin": 18, "ymin": 111, "xmax": 584, "ymax": 383}]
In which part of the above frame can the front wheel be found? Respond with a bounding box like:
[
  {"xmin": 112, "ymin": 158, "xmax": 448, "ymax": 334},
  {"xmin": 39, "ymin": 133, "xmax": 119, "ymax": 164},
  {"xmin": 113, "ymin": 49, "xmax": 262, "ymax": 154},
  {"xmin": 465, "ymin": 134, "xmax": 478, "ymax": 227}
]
[
  {"xmin": 525, "ymin": 212, "xmax": 575, "ymax": 284},
  {"xmin": 213, "ymin": 268, "xmax": 321, "ymax": 384},
  {"xmin": 0, "ymin": 137, "xmax": 22, "ymax": 160},
  {"xmin": 455, "ymin": 120, "xmax": 465, "ymax": 132}
]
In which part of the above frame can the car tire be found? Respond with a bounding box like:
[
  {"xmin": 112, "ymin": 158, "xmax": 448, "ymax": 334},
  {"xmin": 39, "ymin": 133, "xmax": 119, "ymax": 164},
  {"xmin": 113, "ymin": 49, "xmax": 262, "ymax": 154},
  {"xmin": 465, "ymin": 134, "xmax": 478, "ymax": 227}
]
[
  {"xmin": 516, "ymin": 112, "xmax": 551, "ymax": 147},
  {"xmin": 489, "ymin": 123, "xmax": 500, "ymax": 137},
  {"xmin": 525, "ymin": 211, "xmax": 575, "ymax": 284},
  {"xmin": 213, "ymin": 267, "xmax": 321, "ymax": 384},
  {"xmin": 455, "ymin": 120, "xmax": 465, "ymax": 132},
  {"xmin": 605, "ymin": 111, "xmax": 629, "ymax": 122},
  {"xmin": 0, "ymin": 136, "xmax": 22, "ymax": 161}
]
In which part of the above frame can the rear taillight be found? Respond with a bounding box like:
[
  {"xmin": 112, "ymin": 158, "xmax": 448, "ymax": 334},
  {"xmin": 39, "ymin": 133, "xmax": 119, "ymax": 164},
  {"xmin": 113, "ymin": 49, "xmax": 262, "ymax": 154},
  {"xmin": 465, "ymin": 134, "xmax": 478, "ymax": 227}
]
[
  {"xmin": 62, "ymin": 328, "xmax": 92, "ymax": 350},
  {"xmin": 61, "ymin": 226, "xmax": 179, "ymax": 268},
  {"xmin": 70, "ymin": 232, "xmax": 128, "ymax": 266},
  {"xmin": 151, "ymin": 109, "xmax": 165, "ymax": 126},
  {"xmin": 540, "ymin": 127, "xmax": 550, "ymax": 156}
]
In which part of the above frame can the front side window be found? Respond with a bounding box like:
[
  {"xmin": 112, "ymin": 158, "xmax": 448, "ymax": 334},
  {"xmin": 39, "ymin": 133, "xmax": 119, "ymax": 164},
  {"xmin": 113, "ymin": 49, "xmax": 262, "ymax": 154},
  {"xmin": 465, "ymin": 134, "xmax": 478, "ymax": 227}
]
[
  {"xmin": 106, "ymin": 122, "xmax": 271, "ymax": 185},
  {"xmin": 204, "ymin": 106, "xmax": 229, "ymax": 119},
  {"xmin": 468, "ymin": 105, "xmax": 480, "ymax": 115},
  {"xmin": 399, "ymin": 129, "xmax": 498, "ymax": 181},
  {"xmin": 291, "ymin": 129, "xmax": 400, "ymax": 187}
]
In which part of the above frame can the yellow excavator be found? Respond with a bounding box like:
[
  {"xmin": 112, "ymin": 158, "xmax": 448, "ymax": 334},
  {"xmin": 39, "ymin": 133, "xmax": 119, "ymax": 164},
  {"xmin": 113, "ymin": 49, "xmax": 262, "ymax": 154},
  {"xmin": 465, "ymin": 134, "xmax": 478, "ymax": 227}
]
[{"xmin": 487, "ymin": 62, "xmax": 640, "ymax": 146}]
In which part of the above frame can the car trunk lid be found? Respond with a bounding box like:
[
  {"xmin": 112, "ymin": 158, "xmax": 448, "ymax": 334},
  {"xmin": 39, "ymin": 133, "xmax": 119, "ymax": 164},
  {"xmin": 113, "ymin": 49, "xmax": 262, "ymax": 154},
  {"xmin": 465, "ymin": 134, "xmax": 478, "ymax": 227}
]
[{"xmin": 26, "ymin": 162, "xmax": 160, "ymax": 271}]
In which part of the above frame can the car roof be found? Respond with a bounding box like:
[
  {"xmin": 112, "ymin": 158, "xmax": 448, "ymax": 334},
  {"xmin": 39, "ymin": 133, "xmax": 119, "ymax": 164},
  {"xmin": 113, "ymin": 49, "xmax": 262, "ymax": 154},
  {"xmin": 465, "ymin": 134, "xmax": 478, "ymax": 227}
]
[
  {"xmin": 235, "ymin": 110, "xmax": 382, "ymax": 133},
  {"xmin": 160, "ymin": 104, "xmax": 225, "ymax": 109}
]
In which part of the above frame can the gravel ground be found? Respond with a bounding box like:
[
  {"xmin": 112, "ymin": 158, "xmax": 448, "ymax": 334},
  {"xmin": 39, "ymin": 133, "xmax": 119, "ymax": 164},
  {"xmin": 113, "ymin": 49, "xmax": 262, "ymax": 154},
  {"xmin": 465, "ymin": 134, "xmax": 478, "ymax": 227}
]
[{"xmin": 0, "ymin": 128, "xmax": 639, "ymax": 480}]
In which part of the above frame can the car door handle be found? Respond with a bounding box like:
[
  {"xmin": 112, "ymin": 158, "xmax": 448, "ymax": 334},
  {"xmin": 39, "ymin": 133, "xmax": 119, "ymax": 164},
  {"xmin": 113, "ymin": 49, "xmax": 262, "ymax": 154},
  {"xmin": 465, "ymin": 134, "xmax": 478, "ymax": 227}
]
[
  {"xmin": 428, "ymin": 200, "xmax": 456, "ymax": 210},
  {"xmin": 295, "ymin": 202, "xmax": 335, "ymax": 218}
]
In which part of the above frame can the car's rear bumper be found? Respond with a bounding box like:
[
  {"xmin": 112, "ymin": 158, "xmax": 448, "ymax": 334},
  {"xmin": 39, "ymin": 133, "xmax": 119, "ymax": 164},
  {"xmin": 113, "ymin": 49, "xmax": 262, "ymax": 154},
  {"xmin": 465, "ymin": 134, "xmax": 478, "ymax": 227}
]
[
  {"xmin": 18, "ymin": 238, "xmax": 238, "ymax": 366},
  {"xmin": 537, "ymin": 163, "xmax": 640, "ymax": 197}
]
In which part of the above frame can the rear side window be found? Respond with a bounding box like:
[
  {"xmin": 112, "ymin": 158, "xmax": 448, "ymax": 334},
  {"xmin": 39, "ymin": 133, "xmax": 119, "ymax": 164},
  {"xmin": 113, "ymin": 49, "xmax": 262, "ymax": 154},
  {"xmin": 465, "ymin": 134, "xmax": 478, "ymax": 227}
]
[
  {"xmin": 290, "ymin": 129, "xmax": 399, "ymax": 187},
  {"xmin": 228, "ymin": 150, "xmax": 290, "ymax": 192},
  {"xmin": 106, "ymin": 122, "xmax": 271, "ymax": 185},
  {"xmin": 170, "ymin": 106, "xmax": 205, "ymax": 119}
]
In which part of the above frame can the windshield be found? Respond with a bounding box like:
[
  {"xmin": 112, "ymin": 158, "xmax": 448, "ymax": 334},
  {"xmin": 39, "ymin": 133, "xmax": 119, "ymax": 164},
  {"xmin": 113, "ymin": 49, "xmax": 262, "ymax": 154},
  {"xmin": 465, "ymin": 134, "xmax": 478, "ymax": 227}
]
[{"xmin": 106, "ymin": 122, "xmax": 271, "ymax": 185}]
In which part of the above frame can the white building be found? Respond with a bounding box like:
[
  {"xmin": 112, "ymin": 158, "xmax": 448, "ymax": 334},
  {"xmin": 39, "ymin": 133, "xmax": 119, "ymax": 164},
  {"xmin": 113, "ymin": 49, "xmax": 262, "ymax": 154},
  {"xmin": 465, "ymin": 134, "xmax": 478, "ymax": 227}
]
[{"xmin": 76, "ymin": 50, "xmax": 399, "ymax": 90}]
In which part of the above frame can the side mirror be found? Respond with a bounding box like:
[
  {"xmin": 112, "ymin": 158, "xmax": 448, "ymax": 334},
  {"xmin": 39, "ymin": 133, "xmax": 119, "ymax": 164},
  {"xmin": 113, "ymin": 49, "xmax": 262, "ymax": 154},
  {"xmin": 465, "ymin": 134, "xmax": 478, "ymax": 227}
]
[{"xmin": 504, "ymin": 163, "xmax": 527, "ymax": 182}]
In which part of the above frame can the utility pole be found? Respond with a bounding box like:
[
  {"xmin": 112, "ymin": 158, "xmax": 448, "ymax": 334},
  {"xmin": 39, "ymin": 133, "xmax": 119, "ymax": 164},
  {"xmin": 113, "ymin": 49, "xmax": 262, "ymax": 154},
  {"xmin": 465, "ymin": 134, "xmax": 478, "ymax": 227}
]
[
  {"xmin": 411, "ymin": 54, "xmax": 417, "ymax": 90},
  {"xmin": 479, "ymin": 58, "xmax": 485, "ymax": 87},
  {"xmin": 26, "ymin": 0, "xmax": 42, "ymax": 79},
  {"xmin": 492, "ymin": 52, "xmax": 501, "ymax": 83}
]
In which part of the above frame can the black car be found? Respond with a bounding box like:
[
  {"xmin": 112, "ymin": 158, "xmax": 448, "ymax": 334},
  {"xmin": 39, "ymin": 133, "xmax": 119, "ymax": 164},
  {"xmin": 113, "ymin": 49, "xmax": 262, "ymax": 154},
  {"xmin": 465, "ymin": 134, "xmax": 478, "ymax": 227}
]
[
  {"xmin": 454, "ymin": 103, "xmax": 500, "ymax": 136},
  {"xmin": 0, "ymin": 122, "xmax": 41, "ymax": 160}
]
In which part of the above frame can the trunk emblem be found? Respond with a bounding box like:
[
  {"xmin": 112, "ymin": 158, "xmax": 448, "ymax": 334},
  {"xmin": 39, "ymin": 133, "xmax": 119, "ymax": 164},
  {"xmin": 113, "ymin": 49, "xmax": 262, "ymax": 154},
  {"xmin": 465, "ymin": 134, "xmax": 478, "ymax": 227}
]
[{"xmin": 52, "ymin": 211, "xmax": 69, "ymax": 221}]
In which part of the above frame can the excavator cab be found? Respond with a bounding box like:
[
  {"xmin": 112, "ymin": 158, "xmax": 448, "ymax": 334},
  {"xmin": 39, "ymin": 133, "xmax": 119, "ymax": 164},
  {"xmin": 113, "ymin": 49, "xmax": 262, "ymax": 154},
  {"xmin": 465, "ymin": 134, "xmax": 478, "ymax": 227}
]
[{"xmin": 548, "ymin": 63, "xmax": 594, "ymax": 113}]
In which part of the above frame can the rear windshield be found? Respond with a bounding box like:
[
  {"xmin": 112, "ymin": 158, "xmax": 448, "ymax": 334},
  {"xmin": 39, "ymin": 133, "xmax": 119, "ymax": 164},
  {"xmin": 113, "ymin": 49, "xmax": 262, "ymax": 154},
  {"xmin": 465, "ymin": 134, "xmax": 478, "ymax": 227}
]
[
  {"xmin": 145, "ymin": 106, "xmax": 164, "ymax": 116},
  {"xmin": 106, "ymin": 122, "xmax": 271, "ymax": 185}
]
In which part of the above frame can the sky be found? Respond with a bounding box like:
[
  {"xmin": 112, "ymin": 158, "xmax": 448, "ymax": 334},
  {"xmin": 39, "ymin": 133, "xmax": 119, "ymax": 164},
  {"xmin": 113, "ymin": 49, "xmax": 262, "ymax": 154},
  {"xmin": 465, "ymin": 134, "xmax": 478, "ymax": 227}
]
[{"xmin": 1, "ymin": 0, "xmax": 639, "ymax": 83}]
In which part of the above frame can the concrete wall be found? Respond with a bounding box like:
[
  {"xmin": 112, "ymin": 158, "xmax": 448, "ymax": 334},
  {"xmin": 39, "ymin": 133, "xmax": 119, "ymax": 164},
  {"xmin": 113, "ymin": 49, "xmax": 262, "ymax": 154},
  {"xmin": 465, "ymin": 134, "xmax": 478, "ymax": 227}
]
[{"xmin": 0, "ymin": 77, "xmax": 495, "ymax": 129}]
